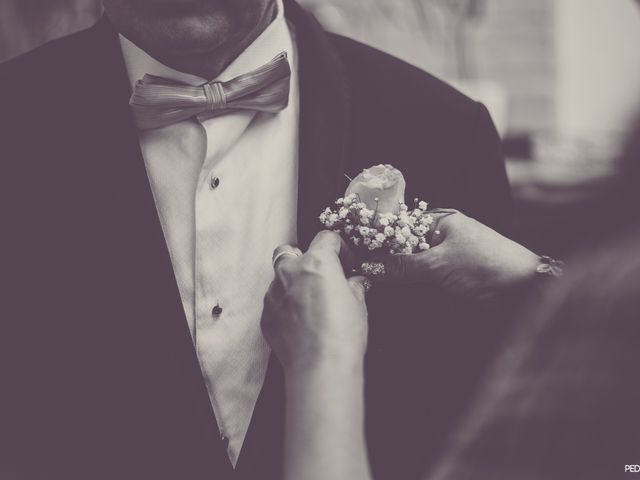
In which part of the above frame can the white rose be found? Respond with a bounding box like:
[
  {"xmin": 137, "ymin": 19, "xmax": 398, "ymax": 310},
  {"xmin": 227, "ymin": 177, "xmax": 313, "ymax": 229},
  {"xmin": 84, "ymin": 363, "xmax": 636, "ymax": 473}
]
[{"xmin": 345, "ymin": 164, "xmax": 406, "ymax": 215}]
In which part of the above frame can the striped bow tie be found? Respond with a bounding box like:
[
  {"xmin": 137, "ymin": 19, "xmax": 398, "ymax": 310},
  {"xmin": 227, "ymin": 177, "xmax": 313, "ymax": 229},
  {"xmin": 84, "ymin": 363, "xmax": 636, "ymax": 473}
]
[{"xmin": 130, "ymin": 52, "xmax": 291, "ymax": 130}]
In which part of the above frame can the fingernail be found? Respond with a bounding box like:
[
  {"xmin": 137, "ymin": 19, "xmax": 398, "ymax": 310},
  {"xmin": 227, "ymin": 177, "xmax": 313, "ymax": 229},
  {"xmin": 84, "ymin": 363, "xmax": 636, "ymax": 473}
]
[{"xmin": 361, "ymin": 262, "xmax": 386, "ymax": 277}]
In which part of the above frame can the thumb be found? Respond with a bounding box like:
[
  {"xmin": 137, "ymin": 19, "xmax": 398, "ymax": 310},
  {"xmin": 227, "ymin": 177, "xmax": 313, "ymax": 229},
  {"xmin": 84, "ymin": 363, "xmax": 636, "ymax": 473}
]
[{"xmin": 347, "ymin": 275, "xmax": 369, "ymax": 302}]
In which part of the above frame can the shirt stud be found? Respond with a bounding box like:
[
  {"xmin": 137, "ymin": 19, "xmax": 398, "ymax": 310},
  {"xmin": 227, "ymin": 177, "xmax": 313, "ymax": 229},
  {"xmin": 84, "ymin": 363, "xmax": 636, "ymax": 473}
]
[
  {"xmin": 210, "ymin": 176, "xmax": 220, "ymax": 190},
  {"xmin": 212, "ymin": 303, "xmax": 223, "ymax": 317}
]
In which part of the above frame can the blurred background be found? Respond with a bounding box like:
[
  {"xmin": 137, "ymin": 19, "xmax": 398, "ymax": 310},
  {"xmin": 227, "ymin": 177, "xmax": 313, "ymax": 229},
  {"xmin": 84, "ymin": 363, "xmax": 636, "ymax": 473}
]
[{"xmin": 2, "ymin": 0, "xmax": 639, "ymax": 256}]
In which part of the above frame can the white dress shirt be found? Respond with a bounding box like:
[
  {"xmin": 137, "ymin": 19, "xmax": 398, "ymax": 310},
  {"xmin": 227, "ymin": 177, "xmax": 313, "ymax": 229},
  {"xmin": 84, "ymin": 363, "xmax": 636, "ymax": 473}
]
[{"xmin": 120, "ymin": 1, "xmax": 299, "ymax": 466}]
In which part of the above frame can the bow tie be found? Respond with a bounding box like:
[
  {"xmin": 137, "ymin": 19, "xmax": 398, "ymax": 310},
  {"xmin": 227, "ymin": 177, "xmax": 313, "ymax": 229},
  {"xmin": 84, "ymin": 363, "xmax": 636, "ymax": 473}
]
[{"xmin": 130, "ymin": 52, "xmax": 291, "ymax": 130}]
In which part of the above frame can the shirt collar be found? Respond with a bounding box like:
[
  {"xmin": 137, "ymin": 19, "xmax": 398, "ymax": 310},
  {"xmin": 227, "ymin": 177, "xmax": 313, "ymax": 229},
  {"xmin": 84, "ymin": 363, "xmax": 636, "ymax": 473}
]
[{"xmin": 120, "ymin": 0, "xmax": 292, "ymax": 90}]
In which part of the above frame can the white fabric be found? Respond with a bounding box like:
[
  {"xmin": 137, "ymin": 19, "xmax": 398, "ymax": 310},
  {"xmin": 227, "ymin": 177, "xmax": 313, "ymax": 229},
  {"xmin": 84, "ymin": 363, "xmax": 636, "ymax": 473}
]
[{"xmin": 120, "ymin": 0, "xmax": 299, "ymax": 466}]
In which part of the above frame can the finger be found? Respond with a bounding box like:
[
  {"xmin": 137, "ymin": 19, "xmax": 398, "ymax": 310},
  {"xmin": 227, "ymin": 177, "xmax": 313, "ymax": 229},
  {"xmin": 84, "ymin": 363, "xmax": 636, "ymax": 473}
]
[
  {"xmin": 308, "ymin": 231, "xmax": 356, "ymax": 272},
  {"xmin": 361, "ymin": 252, "xmax": 435, "ymax": 285},
  {"xmin": 426, "ymin": 211, "xmax": 461, "ymax": 247},
  {"xmin": 347, "ymin": 275, "xmax": 370, "ymax": 302},
  {"xmin": 427, "ymin": 208, "xmax": 460, "ymax": 216},
  {"xmin": 260, "ymin": 291, "xmax": 278, "ymax": 338},
  {"xmin": 337, "ymin": 236, "xmax": 358, "ymax": 274},
  {"xmin": 272, "ymin": 244, "xmax": 303, "ymax": 271},
  {"xmin": 308, "ymin": 230, "xmax": 342, "ymax": 255},
  {"xmin": 429, "ymin": 225, "xmax": 445, "ymax": 248}
]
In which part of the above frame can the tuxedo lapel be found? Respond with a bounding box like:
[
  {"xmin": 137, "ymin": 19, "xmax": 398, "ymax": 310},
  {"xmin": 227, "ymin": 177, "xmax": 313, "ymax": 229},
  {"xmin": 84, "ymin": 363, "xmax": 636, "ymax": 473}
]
[
  {"xmin": 76, "ymin": 19, "xmax": 234, "ymax": 477},
  {"xmin": 286, "ymin": 0, "xmax": 352, "ymax": 250}
]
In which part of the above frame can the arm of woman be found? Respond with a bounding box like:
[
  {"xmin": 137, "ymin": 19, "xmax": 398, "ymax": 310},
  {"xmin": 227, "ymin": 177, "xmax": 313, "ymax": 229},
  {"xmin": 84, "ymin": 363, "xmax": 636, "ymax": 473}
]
[
  {"xmin": 364, "ymin": 211, "xmax": 556, "ymax": 303},
  {"xmin": 262, "ymin": 231, "xmax": 373, "ymax": 480},
  {"xmin": 284, "ymin": 352, "xmax": 368, "ymax": 480}
]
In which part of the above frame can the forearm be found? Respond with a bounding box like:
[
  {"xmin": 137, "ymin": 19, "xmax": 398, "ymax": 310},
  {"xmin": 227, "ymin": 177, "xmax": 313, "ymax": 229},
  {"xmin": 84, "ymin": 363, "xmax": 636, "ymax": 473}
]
[{"xmin": 283, "ymin": 360, "xmax": 372, "ymax": 480}]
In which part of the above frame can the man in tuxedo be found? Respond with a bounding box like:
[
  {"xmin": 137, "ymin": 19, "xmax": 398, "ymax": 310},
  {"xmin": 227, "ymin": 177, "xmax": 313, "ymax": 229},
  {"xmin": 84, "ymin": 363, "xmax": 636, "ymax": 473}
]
[{"xmin": 0, "ymin": 0, "xmax": 511, "ymax": 479}]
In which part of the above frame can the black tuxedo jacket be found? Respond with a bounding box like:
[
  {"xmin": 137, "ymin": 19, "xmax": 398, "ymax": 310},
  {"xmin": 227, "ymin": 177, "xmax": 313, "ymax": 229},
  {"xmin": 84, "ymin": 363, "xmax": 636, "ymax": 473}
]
[{"xmin": 0, "ymin": 2, "xmax": 512, "ymax": 479}]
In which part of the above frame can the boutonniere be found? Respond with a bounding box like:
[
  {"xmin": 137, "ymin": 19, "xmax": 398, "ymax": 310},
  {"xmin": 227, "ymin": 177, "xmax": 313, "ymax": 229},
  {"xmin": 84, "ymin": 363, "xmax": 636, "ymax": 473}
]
[{"xmin": 319, "ymin": 164, "xmax": 434, "ymax": 255}]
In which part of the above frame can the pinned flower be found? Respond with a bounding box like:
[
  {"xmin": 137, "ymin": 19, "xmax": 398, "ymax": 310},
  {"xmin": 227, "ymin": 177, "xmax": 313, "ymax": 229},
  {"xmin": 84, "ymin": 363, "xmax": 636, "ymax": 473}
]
[
  {"xmin": 345, "ymin": 164, "xmax": 406, "ymax": 216},
  {"xmin": 320, "ymin": 165, "xmax": 433, "ymax": 255}
]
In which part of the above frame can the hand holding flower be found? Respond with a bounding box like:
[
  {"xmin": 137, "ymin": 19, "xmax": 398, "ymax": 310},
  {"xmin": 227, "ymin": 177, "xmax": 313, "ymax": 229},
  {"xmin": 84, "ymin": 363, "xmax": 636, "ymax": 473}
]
[
  {"xmin": 369, "ymin": 211, "xmax": 541, "ymax": 302},
  {"xmin": 262, "ymin": 231, "xmax": 369, "ymax": 375}
]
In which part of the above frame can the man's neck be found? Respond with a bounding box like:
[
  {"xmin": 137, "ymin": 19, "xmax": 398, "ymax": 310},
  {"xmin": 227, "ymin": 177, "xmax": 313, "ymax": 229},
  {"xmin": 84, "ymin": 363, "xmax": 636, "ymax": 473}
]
[{"xmin": 156, "ymin": 2, "xmax": 278, "ymax": 80}]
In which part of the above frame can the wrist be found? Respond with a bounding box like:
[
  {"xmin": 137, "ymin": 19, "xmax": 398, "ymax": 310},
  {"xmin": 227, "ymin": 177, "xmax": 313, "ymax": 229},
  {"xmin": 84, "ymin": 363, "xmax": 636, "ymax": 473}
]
[
  {"xmin": 501, "ymin": 249, "xmax": 541, "ymax": 286},
  {"xmin": 536, "ymin": 255, "xmax": 565, "ymax": 278},
  {"xmin": 498, "ymin": 252, "xmax": 565, "ymax": 305},
  {"xmin": 284, "ymin": 352, "xmax": 365, "ymax": 387},
  {"xmin": 284, "ymin": 359, "xmax": 366, "ymax": 424},
  {"xmin": 508, "ymin": 252, "xmax": 565, "ymax": 284}
]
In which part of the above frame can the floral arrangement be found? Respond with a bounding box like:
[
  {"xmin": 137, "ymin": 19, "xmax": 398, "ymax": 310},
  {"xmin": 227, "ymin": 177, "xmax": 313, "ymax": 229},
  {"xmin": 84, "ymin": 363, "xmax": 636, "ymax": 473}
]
[{"xmin": 319, "ymin": 164, "xmax": 434, "ymax": 255}]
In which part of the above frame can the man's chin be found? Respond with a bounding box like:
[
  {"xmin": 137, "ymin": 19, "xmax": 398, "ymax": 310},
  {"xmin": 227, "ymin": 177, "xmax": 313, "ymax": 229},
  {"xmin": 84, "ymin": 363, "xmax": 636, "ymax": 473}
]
[
  {"xmin": 104, "ymin": 0, "xmax": 274, "ymax": 77},
  {"xmin": 145, "ymin": 0, "xmax": 227, "ymax": 19},
  {"xmin": 124, "ymin": 12, "xmax": 237, "ymax": 56}
]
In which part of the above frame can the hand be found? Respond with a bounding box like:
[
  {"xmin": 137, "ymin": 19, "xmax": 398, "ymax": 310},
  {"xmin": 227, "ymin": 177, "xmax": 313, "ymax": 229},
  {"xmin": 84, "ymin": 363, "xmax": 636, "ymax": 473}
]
[
  {"xmin": 262, "ymin": 231, "xmax": 369, "ymax": 376},
  {"xmin": 367, "ymin": 211, "xmax": 540, "ymax": 302}
]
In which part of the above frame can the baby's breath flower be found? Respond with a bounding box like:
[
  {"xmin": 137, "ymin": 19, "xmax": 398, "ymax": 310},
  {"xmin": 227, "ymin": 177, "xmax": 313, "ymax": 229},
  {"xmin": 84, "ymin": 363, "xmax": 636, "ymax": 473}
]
[
  {"xmin": 320, "ymin": 190, "xmax": 431, "ymax": 255},
  {"xmin": 412, "ymin": 226, "xmax": 425, "ymax": 238}
]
